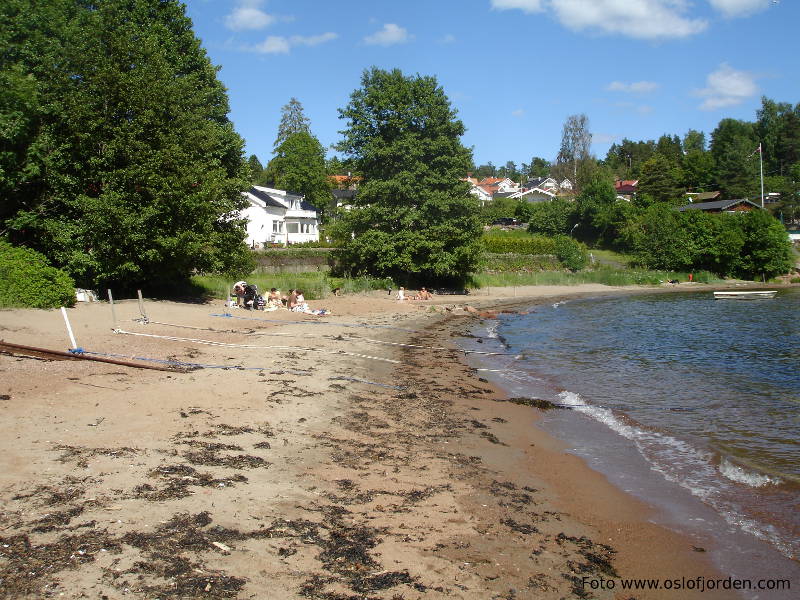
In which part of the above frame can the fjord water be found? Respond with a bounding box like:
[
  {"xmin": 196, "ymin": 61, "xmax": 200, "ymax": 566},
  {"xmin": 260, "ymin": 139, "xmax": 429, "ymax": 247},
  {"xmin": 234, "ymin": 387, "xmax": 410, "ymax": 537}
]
[{"xmin": 464, "ymin": 288, "xmax": 800, "ymax": 588}]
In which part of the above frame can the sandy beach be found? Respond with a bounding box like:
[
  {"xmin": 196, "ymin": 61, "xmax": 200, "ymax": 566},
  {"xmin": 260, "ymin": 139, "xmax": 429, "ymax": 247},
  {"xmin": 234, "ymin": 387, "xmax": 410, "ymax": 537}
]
[{"xmin": 0, "ymin": 285, "xmax": 736, "ymax": 599}]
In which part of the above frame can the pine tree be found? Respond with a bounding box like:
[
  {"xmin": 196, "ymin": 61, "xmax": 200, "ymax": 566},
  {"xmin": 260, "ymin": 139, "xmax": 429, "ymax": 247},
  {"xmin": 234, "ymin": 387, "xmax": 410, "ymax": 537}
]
[{"xmin": 274, "ymin": 97, "xmax": 311, "ymax": 150}]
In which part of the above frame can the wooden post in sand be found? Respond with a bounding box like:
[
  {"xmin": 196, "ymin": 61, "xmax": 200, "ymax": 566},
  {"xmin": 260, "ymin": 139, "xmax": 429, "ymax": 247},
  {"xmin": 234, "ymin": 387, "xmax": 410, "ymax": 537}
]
[
  {"xmin": 137, "ymin": 289, "xmax": 148, "ymax": 321},
  {"xmin": 60, "ymin": 307, "xmax": 78, "ymax": 350},
  {"xmin": 107, "ymin": 289, "xmax": 117, "ymax": 328}
]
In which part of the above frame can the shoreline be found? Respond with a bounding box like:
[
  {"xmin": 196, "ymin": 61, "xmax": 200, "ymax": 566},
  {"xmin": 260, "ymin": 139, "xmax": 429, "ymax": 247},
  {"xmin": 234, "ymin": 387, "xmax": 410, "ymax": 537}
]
[{"xmin": 0, "ymin": 285, "xmax": 788, "ymax": 598}]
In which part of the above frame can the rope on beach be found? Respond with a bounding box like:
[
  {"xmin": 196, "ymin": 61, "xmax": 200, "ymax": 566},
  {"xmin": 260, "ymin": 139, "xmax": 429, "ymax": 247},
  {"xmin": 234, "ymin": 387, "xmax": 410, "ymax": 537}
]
[
  {"xmin": 112, "ymin": 329, "xmax": 400, "ymax": 364},
  {"xmin": 210, "ymin": 312, "xmax": 422, "ymax": 333},
  {"xmin": 133, "ymin": 318, "xmax": 518, "ymax": 357},
  {"xmin": 77, "ymin": 349, "xmax": 314, "ymax": 374}
]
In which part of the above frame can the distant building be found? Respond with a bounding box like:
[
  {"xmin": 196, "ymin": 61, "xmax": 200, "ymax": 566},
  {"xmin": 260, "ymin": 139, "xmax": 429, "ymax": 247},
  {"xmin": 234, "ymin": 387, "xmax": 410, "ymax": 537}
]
[
  {"xmin": 614, "ymin": 179, "xmax": 638, "ymax": 200},
  {"xmin": 677, "ymin": 198, "xmax": 762, "ymax": 213},
  {"xmin": 242, "ymin": 186, "xmax": 319, "ymax": 247}
]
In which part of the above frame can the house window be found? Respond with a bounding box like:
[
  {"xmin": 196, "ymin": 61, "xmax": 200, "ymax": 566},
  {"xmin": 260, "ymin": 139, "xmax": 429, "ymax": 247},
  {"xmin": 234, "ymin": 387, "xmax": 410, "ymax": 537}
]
[
  {"xmin": 272, "ymin": 221, "xmax": 283, "ymax": 233},
  {"xmin": 286, "ymin": 223, "xmax": 299, "ymax": 234}
]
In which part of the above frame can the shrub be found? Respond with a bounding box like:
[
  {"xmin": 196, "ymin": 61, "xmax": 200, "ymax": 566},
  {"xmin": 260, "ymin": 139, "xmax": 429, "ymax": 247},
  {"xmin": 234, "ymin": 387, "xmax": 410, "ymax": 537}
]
[
  {"xmin": 553, "ymin": 235, "xmax": 589, "ymax": 271},
  {"xmin": 482, "ymin": 234, "xmax": 557, "ymax": 255},
  {"xmin": 0, "ymin": 240, "xmax": 76, "ymax": 308}
]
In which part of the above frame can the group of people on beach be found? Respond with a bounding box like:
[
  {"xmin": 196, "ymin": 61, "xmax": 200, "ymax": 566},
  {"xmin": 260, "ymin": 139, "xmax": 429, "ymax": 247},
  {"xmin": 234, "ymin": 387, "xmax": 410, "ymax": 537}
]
[
  {"xmin": 232, "ymin": 281, "xmax": 330, "ymax": 315},
  {"xmin": 395, "ymin": 286, "xmax": 432, "ymax": 302}
]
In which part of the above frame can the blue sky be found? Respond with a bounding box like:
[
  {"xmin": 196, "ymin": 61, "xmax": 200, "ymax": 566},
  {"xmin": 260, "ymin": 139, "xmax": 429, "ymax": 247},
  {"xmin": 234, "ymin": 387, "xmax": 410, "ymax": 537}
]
[{"xmin": 185, "ymin": 0, "xmax": 799, "ymax": 169}]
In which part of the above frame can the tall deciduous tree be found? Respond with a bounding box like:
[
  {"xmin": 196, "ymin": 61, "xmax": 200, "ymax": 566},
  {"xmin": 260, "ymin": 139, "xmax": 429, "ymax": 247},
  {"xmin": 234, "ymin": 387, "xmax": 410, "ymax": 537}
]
[
  {"xmin": 523, "ymin": 156, "xmax": 550, "ymax": 178},
  {"xmin": 263, "ymin": 131, "xmax": 331, "ymax": 216},
  {"xmin": 710, "ymin": 119, "xmax": 758, "ymax": 199},
  {"xmin": 1, "ymin": 0, "xmax": 251, "ymax": 290},
  {"xmin": 274, "ymin": 97, "xmax": 311, "ymax": 150},
  {"xmin": 638, "ymin": 154, "xmax": 684, "ymax": 205},
  {"xmin": 556, "ymin": 113, "xmax": 592, "ymax": 185},
  {"xmin": 333, "ymin": 67, "xmax": 481, "ymax": 283}
]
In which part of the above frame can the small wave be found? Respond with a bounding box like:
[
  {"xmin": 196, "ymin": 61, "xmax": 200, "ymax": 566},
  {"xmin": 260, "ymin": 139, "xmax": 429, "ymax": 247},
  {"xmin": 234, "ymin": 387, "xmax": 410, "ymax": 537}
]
[
  {"xmin": 552, "ymin": 300, "xmax": 567, "ymax": 308},
  {"xmin": 485, "ymin": 322, "xmax": 499, "ymax": 338},
  {"xmin": 719, "ymin": 458, "xmax": 782, "ymax": 487}
]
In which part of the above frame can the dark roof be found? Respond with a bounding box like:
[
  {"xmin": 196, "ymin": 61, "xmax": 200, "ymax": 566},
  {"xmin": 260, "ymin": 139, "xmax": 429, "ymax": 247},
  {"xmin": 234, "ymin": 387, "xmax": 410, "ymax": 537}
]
[
  {"xmin": 249, "ymin": 186, "xmax": 317, "ymax": 212},
  {"xmin": 298, "ymin": 198, "xmax": 317, "ymax": 212},
  {"xmin": 493, "ymin": 191, "xmax": 516, "ymax": 198},
  {"xmin": 678, "ymin": 199, "xmax": 761, "ymax": 212},
  {"xmin": 249, "ymin": 186, "xmax": 285, "ymax": 208},
  {"xmin": 332, "ymin": 189, "xmax": 356, "ymax": 200},
  {"xmin": 525, "ymin": 176, "xmax": 549, "ymax": 188}
]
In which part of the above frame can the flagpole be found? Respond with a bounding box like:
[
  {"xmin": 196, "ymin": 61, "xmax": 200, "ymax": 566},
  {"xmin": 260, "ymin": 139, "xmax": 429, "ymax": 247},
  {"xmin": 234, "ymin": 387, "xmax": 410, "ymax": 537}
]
[{"xmin": 759, "ymin": 143, "xmax": 764, "ymax": 208}]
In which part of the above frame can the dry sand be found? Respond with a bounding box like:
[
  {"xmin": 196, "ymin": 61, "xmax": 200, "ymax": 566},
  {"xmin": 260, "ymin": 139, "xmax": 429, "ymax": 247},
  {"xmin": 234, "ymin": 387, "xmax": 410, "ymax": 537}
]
[{"xmin": 0, "ymin": 285, "xmax": 731, "ymax": 599}]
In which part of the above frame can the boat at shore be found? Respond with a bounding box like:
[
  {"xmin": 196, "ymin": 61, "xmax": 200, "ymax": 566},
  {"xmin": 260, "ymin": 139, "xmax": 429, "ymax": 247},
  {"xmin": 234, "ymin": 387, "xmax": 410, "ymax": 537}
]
[{"xmin": 713, "ymin": 290, "xmax": 778, "ymax": 299}]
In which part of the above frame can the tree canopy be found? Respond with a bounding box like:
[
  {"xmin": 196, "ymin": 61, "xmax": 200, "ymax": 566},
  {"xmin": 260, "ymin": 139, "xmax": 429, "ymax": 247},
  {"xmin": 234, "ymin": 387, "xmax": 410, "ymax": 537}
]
[
  {"xmin": 333, "ymin": 67, "xmax": 482, "ymax": 284},
  {"xmin": 1, "ymin": 0, "xmax": 250, "ymax": 291},
  {"xmin": 274, "ymin": 97, "xmax": 311, "ymax": 150},
  {"xmin": 263, "ymin": 131, "xmax": 331, "ymax": 215}
]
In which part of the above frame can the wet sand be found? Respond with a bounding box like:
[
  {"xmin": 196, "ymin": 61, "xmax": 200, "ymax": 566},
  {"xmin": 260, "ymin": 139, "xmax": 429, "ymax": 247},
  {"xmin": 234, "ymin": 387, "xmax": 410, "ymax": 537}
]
[{"xmin": 0, "ymin": 285, "xmax": 734, "ymax": 598}]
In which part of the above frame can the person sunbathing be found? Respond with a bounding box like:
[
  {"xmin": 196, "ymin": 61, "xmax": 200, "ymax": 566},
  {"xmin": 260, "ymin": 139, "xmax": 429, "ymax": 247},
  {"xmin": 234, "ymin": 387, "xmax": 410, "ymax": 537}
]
[{"xmin": 412, "ymin": 287, "xmax": 432, "ymax": 300}]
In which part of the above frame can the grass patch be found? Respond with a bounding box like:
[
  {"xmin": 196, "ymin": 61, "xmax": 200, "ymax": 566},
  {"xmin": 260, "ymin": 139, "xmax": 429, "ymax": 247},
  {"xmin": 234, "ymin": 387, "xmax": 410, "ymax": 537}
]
[{"xmin": 469, "ymin": 267, "xmax": 723, "ymax": 288}]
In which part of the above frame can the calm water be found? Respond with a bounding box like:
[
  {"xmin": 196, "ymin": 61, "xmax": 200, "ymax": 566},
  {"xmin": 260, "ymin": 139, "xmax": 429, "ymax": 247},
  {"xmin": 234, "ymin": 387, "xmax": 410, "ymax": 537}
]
[{"xmin": 462, "ymin": 288, "xmax": 800, "ymax": 588}]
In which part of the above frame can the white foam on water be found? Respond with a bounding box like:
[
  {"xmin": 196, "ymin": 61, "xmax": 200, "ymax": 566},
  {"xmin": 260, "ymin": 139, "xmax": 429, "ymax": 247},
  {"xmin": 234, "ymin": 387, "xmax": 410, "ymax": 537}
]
[
  {"xmin": 485, "ymin": 322, "xmax": 499, "ymax": 338},
  {"xmin": 719, "ymin": 458, "xmax": 782, "ymax": 488},
  {"xmin": 552, "ymin": 300, "xmax": 567, "ymax": 308},
  {"xmin": 555, "ymin": 390, "xmax": 796, "ymax": 559}
]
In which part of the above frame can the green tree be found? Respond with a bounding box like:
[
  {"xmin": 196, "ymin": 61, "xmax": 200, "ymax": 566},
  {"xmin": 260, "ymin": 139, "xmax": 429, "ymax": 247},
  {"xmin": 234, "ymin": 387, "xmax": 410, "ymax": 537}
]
[
  {"xmin": 247, "ymin": 154, "xmax": 264, "ymax": 183},
  {"xmin": 655, "ymin": 134, "xmax": 683, "ymax": 164},
  {"xmin": 683, "ymin": 129, "xmax": 707, "ymax": 153},
  {"xmin": 683, "ymin": 150, "xmax": 716, "ymax": 192},
  {"xmin": 555, "ymin": 113, "xmax": 592, "ymax": 185},
  {"xmin": 474, "ymin": 162, "xmax": 497, "ymax": 178},
  {"xmin": 263, "ymin": 131, "xmax": 331, "ymax": 216},
  {"xmin": 733, "ymin": 209, "xmax": 793, "ymax": 279},
  {"xmin": 274, "ymin": 97, "xmax": 311, "ymax": 150},
  {"xmin": 637, "ymin": 154, "xmax": 684, "ymax": 205},
  {"xmin": 333, "ymin": 67, "xmax": 482, "ymax": 283},
  {"xmin": 1, "ymin": 0, "xmax": 250, "ymax": 290},
  {"xmin": 710, "ymin": 118, "xmax": 758, "ymax": 199},
  {"xmin": 631, "ymin": 204, "xmax": 694, "ymax": 270},
  {"xmin": 525, "ymin": 198, "xmax": 578, "ymax": 237},
  {"xmin": 523, "ymin": 156, "xmax": 550, "ymax": 178}
]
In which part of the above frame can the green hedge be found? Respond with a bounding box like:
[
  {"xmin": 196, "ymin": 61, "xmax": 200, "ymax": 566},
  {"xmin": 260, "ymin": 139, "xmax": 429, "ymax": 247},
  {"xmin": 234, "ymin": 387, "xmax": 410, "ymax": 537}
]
[
  {"xmin": 0, "ymin": 240, "xmax": 76, "ymax": 308},
  {"xmin": 482, "ymin": 234, "xmax": 558, "ymax": 254}
]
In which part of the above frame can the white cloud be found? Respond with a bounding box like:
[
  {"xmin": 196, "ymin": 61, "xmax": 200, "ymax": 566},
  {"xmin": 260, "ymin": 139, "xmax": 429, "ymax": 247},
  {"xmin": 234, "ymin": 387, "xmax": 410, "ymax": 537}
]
[
  {"xmin": 254, "ymin": 36, "xmax": 290, "ymax": 54},
  {"xmin": 693, "ymin": 63, "xmax": 758, "ymax": 110},
  {"xmin": 225, "ymin": 1, "xmax": 275, "ymax": 31},
  {"xmin": 550, "ymin": 0, "xmax": 707, "ymax": 39},
  {"xmin": 490, "ymin": 0, "xmax": 545, "ymax": 12},
  {"xmin": 512, "ymin": 109, "xmax": 525, "ymax": 117},
  {"xmin": 364, "ymin": 24, "xmax": 411, "ymax": 46},
  {"xmin": 707, "ymin": 0, "xmax": 771, "ymax": 18},
  {"xmin": 290, "ymin": 32, "xmax": 338, "ymax": 47},
  {"xmin": 494, "ymin": 0, "xmax": 708, "ymax": 40},
  {"xmin": 440, "ymin": 33, "xmax": 457, "ymax": 44},
  {"xmin": 252, "ymin": 32, "xmax": 338, "ymax": 54},
  {"xmin": 606, "ymin": 80, "xmax": 660, "ymax": 93}
]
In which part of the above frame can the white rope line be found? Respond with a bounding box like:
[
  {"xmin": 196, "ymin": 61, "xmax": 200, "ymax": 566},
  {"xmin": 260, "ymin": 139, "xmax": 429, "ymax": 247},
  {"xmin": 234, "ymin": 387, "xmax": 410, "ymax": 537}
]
[
  {"xmin": 113, "ymin": 329, "xmax": 400, "ymax": 364},
  {"xmin": 134, "ymin": 319, "xmax": 515, "ymax": 356}
]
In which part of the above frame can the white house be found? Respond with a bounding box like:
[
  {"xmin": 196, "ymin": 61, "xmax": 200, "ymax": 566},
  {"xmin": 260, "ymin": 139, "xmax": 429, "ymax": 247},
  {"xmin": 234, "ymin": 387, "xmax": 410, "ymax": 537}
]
[
  {"xmin": 559, "ymin": 178, "xmax": 574, "ymax": 191},
  {"xmin": 511, "ymin": 187, "xmax": 556, "ymax": 202},
  {"xmin": 241, "ymin": 186, "xmax": 319, "ymax": 248}
]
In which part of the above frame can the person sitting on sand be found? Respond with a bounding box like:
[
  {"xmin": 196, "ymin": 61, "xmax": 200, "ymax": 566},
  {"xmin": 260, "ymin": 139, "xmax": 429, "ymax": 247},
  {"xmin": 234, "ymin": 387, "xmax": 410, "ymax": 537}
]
[
  {"xmin": 267, "ymin": 288, "xmax": 283, "ymax": 308},
  {"xmin": 291, "ymin": 290, "xmax": 310, "ymax": 313},
  {"xmin": 412, "ymin": 287, "xmax": 432, "ymax": 300},
  {"xmin": 396, "ymin": 287, "xmax": 406, "ymax": 302},
  {"xmin": 286, "ymin": 289, "xmax": 298, "ymax": 310}
]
